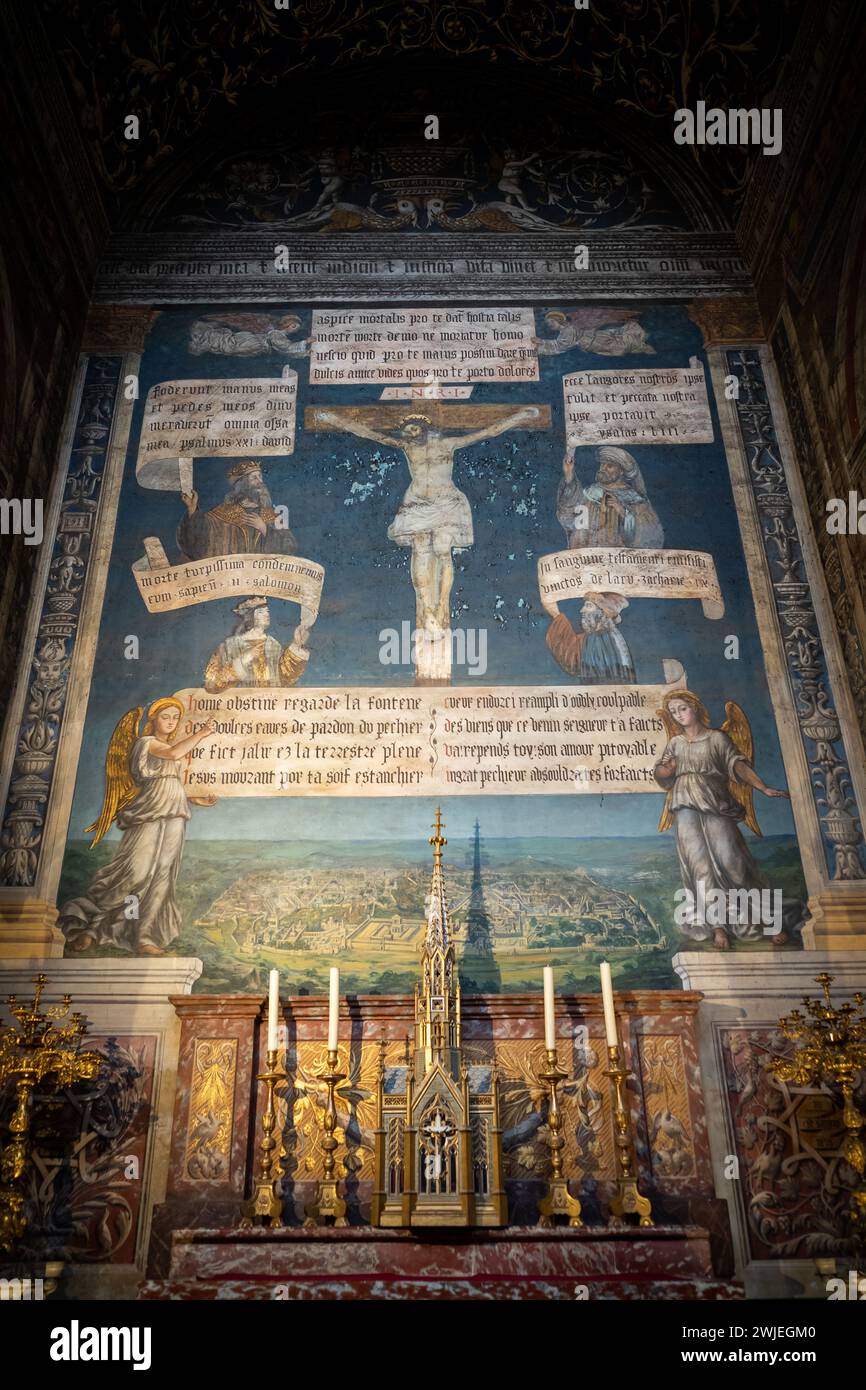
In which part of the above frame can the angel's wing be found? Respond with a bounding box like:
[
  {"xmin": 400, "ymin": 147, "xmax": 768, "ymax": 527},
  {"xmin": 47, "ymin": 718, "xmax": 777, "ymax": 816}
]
[
  {"xmin": 721, "ymin": 701, "xmax": 761, "ymax": 836},
  {"xmin": 84, "ymin": 707, "xmax": 143, "ymax": 847},
  {"xmin": 655, "ymin": 704, "xmax": 681, "ymax": 833}
]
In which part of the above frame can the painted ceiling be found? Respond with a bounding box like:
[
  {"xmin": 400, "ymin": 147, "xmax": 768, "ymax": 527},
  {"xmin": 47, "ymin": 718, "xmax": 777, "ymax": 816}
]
[{"xmin": 40, "ymin": 0, "xmax": 805, "ymax": 220}]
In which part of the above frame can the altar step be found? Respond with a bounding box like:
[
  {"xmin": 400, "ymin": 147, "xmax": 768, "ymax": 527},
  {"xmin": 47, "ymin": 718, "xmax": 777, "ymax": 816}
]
[
  {"xmin": 141, "ymin": 1274, "xmax": 742, "ymax": 1300},
  {"xmin": 141, "ymin": 1224, "xmax": 742, "ymax": 1301}
]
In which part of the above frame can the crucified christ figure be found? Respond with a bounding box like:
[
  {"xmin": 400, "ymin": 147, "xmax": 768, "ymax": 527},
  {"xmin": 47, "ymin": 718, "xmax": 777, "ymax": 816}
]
[{"xmin": 314, "ymin": 406, "xmax": 540, "ymax": 631}]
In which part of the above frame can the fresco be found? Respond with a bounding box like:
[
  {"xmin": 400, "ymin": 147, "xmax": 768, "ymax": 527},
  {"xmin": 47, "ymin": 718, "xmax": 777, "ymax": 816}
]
[{"xmin": 56, "ymin": 301, "xmax": 807, "ymax": 992}]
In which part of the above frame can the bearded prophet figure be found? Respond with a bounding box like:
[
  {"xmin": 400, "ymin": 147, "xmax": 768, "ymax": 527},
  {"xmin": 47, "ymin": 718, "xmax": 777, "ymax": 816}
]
[
  {"xmin": 654, "ymin": 690, "xmax": 802, "ymax": 949},
  {"xmin": 178, "ymin": 460, "xmax": 297, "ymax": 561},
  {"xmin": 546, "ymin": 594, "xmax": 635, "ymax": 683},
  {"xmin": 204, "ymin": 596, "xmax": 310, "ymax": 690},
  {"xmin": 58, "ymin": 700, "xmax": 217, "ymax": 957},
  {"xmin": 557, "ymin": 446, "xmax": 664, "ymax": 549}
]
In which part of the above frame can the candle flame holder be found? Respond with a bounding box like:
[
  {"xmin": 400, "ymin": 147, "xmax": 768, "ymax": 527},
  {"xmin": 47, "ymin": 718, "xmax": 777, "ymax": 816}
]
[
  {"xmin": 605, "ymin": 1042, "xmax": 653, "ymax": 1228},
  {"xmin": 536, "ymin": 1047, "xmax": 583, "ymax": 1228},
  {"xmin": 0, "ymin": 975, "xmax": 101, "ymax": 1252},
  {"xmin": 771, "ymin": 973, "xmax": 866, "ymax": 1240},
  {"xmin": 239, "ymin": 1048, "xmax": 287, "ymax": 1228},
  {"xmin": 304, "ymin": 1049, "xmax": 348, "ymax": 1227}
]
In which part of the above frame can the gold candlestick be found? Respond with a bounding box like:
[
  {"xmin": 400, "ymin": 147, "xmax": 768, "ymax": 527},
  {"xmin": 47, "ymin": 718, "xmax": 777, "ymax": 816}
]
[
  {"xmin": 239, "ymin": 1049, "xmax": 287, "ymax": 1228},
  {"xmin": 537, "ymin": 1048, "xmax": 583, "ymax": 1228},
  {"xmin": 605, "ymin": 1043, "xmax": 653, "ymax": 1227},
  {"xmin": 0, "ymin": 975, "xmax": 100, "ymax": 1252},
  {"xmin": 770, "ymin": 973, "xmax": 866, "ymax": 1238},
  {"xmin": 304, "ymin": 1049, "xmax": 348, "ymax": 1227}
]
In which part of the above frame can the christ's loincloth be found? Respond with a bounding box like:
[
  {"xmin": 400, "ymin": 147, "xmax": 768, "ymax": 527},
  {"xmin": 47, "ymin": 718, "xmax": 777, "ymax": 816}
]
[{"xmin": 388, "ymin": 484, "xmax": 474, "ymax": 554}]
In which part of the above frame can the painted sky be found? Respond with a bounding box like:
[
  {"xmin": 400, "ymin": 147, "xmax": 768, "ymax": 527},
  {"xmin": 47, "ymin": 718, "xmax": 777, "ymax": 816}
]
[{"xmin": 63, "ymin": 301, "xmax": 801, "ymax": 845}]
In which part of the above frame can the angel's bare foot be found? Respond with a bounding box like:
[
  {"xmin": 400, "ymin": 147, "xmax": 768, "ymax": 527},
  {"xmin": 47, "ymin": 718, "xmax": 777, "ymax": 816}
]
[
  {"xmin": 139, "ymin": 943, "xmax": 165, "ymax": 957},
  {"xmin": 712, "ymin": 929, "xmax": 730, "ymax": 950},
  {"xmin": 68, "ymin": 934, "xmax": 95, "ymax": 953},
  {"xmin": 770, "ymin": 931, "xmax": 789, "ymax": 948}
]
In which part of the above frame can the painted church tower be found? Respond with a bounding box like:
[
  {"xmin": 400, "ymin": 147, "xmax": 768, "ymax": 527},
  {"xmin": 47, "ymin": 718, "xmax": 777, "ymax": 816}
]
[{"xmin": 372, "ymin": 810, "xmax": 506, "ymax": 1227}]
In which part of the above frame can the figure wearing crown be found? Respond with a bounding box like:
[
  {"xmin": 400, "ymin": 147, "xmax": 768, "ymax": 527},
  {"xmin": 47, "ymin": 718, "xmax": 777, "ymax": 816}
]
[
  {"xmin": 313, "ymin": 407, "xmax": 538, "ymax": 634},
  {"xmin": 203, "ymin": 596, "xmax": 311, "ymax": 691},
  {"xmin": 178, "ymin": 459, "xmax": 297, "ymax": 561}
]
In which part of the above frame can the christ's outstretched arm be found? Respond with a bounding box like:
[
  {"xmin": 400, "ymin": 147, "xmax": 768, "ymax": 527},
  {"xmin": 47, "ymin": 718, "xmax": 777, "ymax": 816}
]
[
  {"xmin": 455, "ymin": 405, "xmax": 540, "ymax": 448},
  {"xmin": 312, "ymin": 409, "xmax": 398, "ymax": 450}
]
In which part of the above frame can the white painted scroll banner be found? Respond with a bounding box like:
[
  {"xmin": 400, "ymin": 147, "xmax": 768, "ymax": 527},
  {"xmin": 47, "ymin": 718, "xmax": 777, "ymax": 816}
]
[
  {"xmin": 537, "ymin": 548, "xmax": 725, "ymax": 620},
  {"xmin": 135, "ymin": 372, "xmax": 298, "ymax": 490},
  {"xmin": 173, "ymin": 661, "xmax": 685, "ymax": 799},
  {"xmin": 132, "ymin": 549, "xmax": 324, "ymax": 617},
  {"xmin": 563, "ymin": 357, "xmax": 713, "ymax": 448},
  {"xmin": 309, "ymin": 307, "xmax": 538, "ymax": 386}
]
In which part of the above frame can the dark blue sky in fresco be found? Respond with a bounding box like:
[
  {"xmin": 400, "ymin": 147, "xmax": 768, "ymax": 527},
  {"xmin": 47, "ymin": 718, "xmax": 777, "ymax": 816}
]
[{"xmin": 64, "ymin": 301, "xmax": 801, "ymax": 845}]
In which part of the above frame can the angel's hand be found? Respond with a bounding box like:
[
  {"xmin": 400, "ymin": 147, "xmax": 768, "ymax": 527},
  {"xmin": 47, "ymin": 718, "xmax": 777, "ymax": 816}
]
[
  {"xmin": 763, "ymin": 787, "xmax": 790, "ymax": 799},
  {"xmin": 200, "ymin": 717, "xmax": 218, "ymax": 737},
  {"xmin": 189, "ymin": 795, "xmax": 218, "ymax": 807}
]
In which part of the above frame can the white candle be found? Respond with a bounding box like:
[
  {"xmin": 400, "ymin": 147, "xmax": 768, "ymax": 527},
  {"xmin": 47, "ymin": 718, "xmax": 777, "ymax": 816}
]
[
  {"xmin": 328, "ymin": 966, "xmax": 340, "ymax": 1053},
  {"xmin": 267, "ymin": 969, "xmax": 279, "ymax": 1054},
  {"xmin": 543, "ymin": 965, "xmax": 556, "ymax": 1051},
  {"xmin": 599, "ymin": 961, "xmax": 618, "ymax": 1048}
]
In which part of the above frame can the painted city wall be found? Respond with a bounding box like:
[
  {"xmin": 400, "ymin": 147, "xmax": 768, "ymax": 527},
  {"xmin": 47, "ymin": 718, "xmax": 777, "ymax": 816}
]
[{"xmin": 56, "ymin": 301, "xmax": 806, "ymax": 992}]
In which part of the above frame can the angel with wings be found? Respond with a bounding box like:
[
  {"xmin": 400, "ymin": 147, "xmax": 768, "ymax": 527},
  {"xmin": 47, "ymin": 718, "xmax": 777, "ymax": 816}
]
[
  {"xmin": 654, "ymin": 690, "xmax": 797, "ymax": 949},
  {"xmin": 188, "ymin": 312, "xmax": 310, "ymax": 358},
  {"xmin": 534, "ymin": 308, "xmax": 654, "ymax": 357},
  {"xmin": 59, "ymin": 699, "xmax": 217, "ymax": 957}
]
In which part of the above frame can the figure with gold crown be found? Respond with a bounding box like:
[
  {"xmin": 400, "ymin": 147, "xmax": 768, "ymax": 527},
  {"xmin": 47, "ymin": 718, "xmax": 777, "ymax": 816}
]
[
  {"xmin": 203, "ymin": 596, "xmax": 311, "ymax": 691},
  {"xmin": 58, "ymin": 699, "xmax": 217, "ymax": 957},
  {"xmin": 178, "ymin": 459, "xmax": 297, "ymax": 561},
  {"xmin": 654, "ymin": 689, "xmax": 803, "ymax": 950}
]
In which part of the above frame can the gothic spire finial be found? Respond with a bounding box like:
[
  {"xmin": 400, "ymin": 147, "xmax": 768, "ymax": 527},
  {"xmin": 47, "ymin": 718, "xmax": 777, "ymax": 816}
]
[{"xmin": 430, "ymin": 806, "xmax": 447, "ymax": 866}]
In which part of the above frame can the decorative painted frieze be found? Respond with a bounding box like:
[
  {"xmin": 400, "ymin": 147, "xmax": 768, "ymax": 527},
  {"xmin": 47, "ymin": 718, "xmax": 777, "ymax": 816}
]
[
  {"xmin": 726, "ymin": 348, "xmax": 866, "ymax": 880},
  {"xmin": 0, "ymin": 356, "xmax": 123, "ymax": 887}
]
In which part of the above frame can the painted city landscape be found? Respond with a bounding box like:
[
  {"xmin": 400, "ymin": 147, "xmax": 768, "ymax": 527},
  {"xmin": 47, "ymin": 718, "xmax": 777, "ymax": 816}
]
[{"xmin": 58, "ymin": 833, "xmax": 806, "ymax": 994}]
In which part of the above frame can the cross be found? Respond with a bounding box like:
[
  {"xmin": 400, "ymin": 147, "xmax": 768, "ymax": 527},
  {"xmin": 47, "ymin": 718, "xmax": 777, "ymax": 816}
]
[{"xmin": 430, "ymin": 807, "xmax": 446, "ymax": 864}]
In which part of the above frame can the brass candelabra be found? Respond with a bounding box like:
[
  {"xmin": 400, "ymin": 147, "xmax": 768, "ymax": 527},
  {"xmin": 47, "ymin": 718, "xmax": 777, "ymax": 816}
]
[
  {"xmin": 770, "ymin": 973, "xmax": 866, "ymax": 1236},
  {"xmin": 0, "ymin": 975, "xmax": 101, "ymax": 1252},
  {"xmin": 239, "ymin": 1049, "xmax": 287, "ymax": 1228},
  {"xmin": 605, "ymin": 1043, "xmax": 653, "ymax": 1228},
  {"xmin": 536, "ymin": 1048, "xmax": 583, "ymax": 1228},
  {"xmin": 304, "ymin": 1049, "xmax": 348, "ymax": 1227}
]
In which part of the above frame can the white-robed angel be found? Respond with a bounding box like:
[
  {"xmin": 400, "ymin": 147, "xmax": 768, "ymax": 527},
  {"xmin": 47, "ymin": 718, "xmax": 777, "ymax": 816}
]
[
  {"xmin": 59, "ymin": 699, "xmax": 217, "ymax": 957},
  {"xmin": 654, "ymin": 690, "xmax": 802, "ymax": 950}
]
